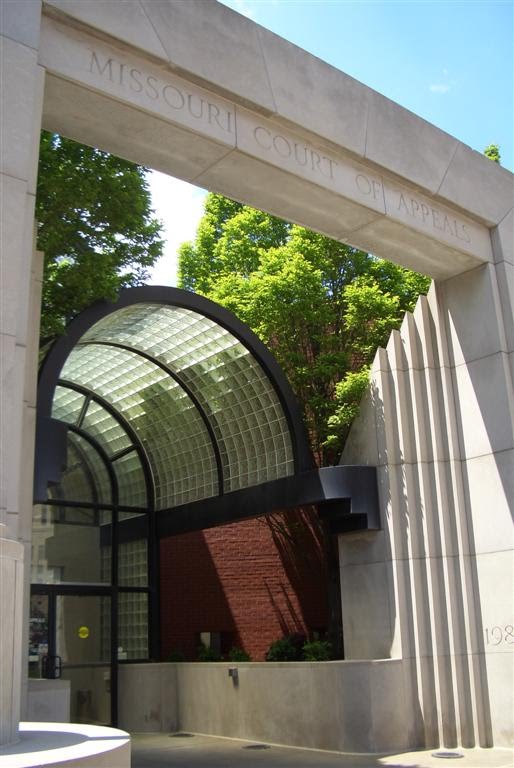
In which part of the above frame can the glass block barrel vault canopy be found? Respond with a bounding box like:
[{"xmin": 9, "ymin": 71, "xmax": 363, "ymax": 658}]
[{"xmin": 39, "ymin": 288, "xmax": 313, "ymax": 514}]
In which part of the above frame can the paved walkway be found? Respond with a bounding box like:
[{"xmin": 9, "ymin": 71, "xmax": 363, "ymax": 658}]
[{"xmin": 131, "ymin": 733, "xmax": 514, "ymax": 768}]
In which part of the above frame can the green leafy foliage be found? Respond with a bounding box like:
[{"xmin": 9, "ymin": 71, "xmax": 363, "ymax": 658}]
[
  {"xmin": 196, "ymin": 643, "xmax": 222, "ymax": 662},
  {"xmin": 265, "ymin": 634, "xmax": 306, "ymax": 661},
  {"xmin": 166, "ymin": 648, "xmax": 186, "ymax": 662},
  {"xmin": 227, "ymin": 647, "xmax": 251, "ymax": 661},
  {"xmin": 484, "ymin": 144, "xmax": 501, "ymax": 164},
  {"xmin": 325, "ymin": 368, "xmax": 371, "ymax": 454},
  {"xmin": 178, "ymin": 193, "xmax": 430, "ymax": 462},
  {"xmin": 302, "ymin": 640, "xmax": 333, "ymax": 661},
  {"xmin": 36, "ymin": 132, "xmax": 164, "ymax": 340},
  {"xmin": 265, "ymin": 636, "xmax": 332, "ymax": 661}
]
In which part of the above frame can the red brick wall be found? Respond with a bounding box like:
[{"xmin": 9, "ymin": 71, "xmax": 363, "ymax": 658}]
[{"xmin": 160, "ymin": 508, "xmax": 329, "ymax": 661}]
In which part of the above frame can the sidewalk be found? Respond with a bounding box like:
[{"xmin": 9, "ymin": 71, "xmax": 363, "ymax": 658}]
[{"xmin": 131, "ymin": 733, "xmax": 514, "ymax": 768}]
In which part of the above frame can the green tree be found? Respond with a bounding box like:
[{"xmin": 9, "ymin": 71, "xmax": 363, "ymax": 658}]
[
  {"xmin": 178, "ymin": 194, "xmax": 430, "ymax": 464},
  {"xmin": 36, "ymin": 132, "xmax": 164, "ymax": 340}
]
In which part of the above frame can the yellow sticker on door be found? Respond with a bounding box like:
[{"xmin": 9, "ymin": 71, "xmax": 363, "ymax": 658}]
[{"xmin": 78, "ymin": 626, "xmax": 89, "ymax": 639}]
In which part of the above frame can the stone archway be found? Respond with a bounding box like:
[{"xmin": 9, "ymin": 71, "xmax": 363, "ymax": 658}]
[{"xmin": 1, "ymin": 0, "xmax": 512, "ymax": 751}]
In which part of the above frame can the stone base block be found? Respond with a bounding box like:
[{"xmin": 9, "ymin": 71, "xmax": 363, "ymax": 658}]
[{"xmin": 26, "ymin": 680, "xmax": 71, "ymax": 723}]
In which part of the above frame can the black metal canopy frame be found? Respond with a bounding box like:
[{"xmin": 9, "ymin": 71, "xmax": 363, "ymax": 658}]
[{"xmin": 35, "ymin": 285, "xmax": 380, "ymax": 535}]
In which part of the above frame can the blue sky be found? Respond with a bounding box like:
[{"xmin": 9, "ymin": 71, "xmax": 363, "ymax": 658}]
[{"xmin": 148, "ymin": 0, "xmax": 513, "ymax": 285}]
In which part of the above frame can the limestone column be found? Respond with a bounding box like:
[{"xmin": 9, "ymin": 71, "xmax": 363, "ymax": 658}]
[
  {"xmin": 443, "ymin": 211, "xmax": 514, "ymax": 748},
  {"xmin": 0, "ymin": 0, "xmax": 44, "ymax": 745},
  {"xmin": 339, "ymin": 212, "xmax": 514, "ymax": 748}
]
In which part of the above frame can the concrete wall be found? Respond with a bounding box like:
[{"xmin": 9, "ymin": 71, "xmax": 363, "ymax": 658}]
[
  {"xmin": 119, "ymin": 660, "xmax": 416, "ymax": 753},
  {"xmin": 340, "ymin": 259, "xmax": 514, "ymax": 748}
]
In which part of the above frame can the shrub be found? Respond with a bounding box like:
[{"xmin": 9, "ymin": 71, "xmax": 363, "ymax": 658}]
[
  {"xmin": 302, "ymin": 640, "xmax": 332, "ymax": 661},
  {"xmin": 166, "ymin": 648, "xmax": 185, "ymax": 662},
  {"xmin": 265, "ymin": 634, "xmax": 306, "ymax": 661},
  {"xmin": 227, "ymin": 646, "xmax": 251, "ymax": 661},
  {"xmin": 197, "ymin": 644, "xmax": 221, "ymax": 662}
]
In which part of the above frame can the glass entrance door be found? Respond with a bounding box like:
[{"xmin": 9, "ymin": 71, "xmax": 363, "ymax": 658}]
[
  {"xmin": 56, "ymin": 594, "xmax": 111, "ymax": 724},
  {"xmin": 29, "ymin": 588, "xmax": 114, "ymax": 725}
]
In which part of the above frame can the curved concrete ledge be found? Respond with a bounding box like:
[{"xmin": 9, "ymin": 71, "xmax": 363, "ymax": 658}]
[
  {"xmin": 119, "ymin": 659, "xmax": 415, "ymax": 753},
  {"xmin": 0, "ymin": 722, "xmax": 130, "ymax": 768}
]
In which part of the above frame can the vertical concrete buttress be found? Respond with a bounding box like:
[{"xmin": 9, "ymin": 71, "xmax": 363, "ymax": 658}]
[
  {"xmin": 340, "ymin": 235, "xmax": 514, "ymax": 747},
  {"xmin": 0, "ymin": 0, "xmax": 44, "ymax": 744}
]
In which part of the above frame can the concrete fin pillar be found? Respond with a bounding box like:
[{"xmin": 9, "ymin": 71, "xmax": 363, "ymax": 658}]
[
  {"xmin": 0, "ymin": 538, "xmax": 25, "ymax": 745},
  {"xmin": 0, "ymin": 0, "xmax": 44, "ymax": 745},
  {"xmin": 340, "ymin": 258, "xmax": 514, "ymax": 748}
]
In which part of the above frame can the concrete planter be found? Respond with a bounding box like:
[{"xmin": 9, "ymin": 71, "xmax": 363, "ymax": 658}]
[{"xmin": 118, "ymin": 659, "xmax": 414, "ymax": 753}]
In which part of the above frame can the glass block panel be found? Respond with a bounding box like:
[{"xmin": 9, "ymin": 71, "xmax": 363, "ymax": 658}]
[
  {"xmin": 101, "ymin": 523, "xmax": 148, "ymax": 586},
  {"xmin": 113, "ymin": 450, "xmax": 147, "ymax": 508},
  {"xmin": 118, "ymin": 592, "xmax": 148, "ymax": 660},
  {"xmin": 51, "ymin": 386, "xmax": 85, "ymax": 426},
  {"xmin": 178, "ymin": 348, "xmax": 295, "ymax": 492},
  {"xmin": 81, "ymin": 399, "xmax": 132, "ymax": 457},
  {"xmin": 101, "ymin": 540, "xmax": 111, "ymax": 584},
  {"xmin": 61, "ymin": 343, "xmax": 217, "ymax": 509},
  {"xmin": 118, "ymin": 537, "xmax": 148, "ymax": 587},
  {"xmin": 78, "ymin": 303, "xmax": 295, "ymax": 497}
]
